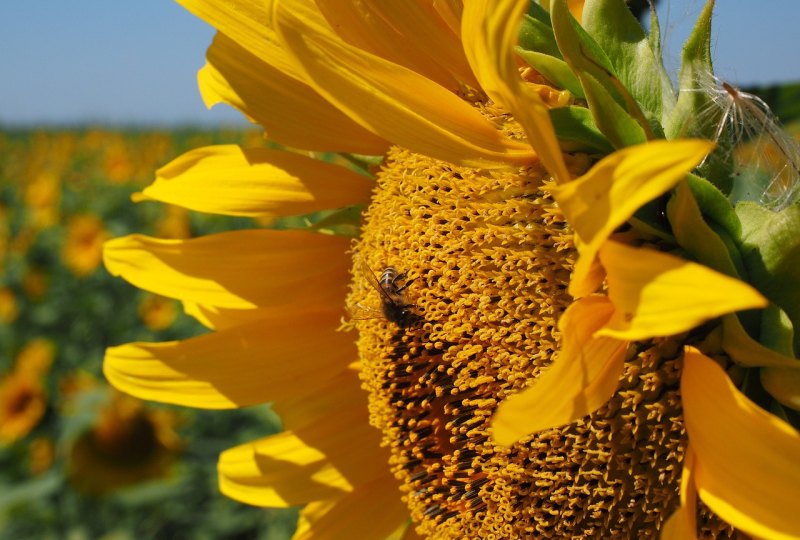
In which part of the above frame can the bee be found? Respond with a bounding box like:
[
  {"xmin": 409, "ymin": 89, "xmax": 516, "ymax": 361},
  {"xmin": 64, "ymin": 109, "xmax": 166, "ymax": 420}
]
[{"xmin": 356, "ymin": 259, "xmax": 419, "ymax": 328}]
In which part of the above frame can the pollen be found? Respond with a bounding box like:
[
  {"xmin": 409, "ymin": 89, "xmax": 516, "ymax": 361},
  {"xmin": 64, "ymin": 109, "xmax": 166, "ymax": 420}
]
[{"xmin": 349, "ymin": 142, "xmax": 733, "ymax": 537}]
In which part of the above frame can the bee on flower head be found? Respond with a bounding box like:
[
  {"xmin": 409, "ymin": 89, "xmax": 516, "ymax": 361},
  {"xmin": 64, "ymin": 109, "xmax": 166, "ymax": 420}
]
[{"xmin": 350, "ymin": 258, "xmax": 420, "ymax": 329}]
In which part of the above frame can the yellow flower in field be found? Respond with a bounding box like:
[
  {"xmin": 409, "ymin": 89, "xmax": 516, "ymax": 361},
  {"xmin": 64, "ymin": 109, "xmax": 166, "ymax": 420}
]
[
  {"xmin": 154, "ymin": 206, "xmax": 191, "ymax": 239},
  {"xmin": 0, "ymin": 371, "xmax": 47, "ymax": 444},
  {"xmin": 28, "ymin": 436, "xmax": 56, "ymax": 475},
  {"xmin": 21, "ymin": 267, "xmax": 49, "ymax": 300},
  {"xmin": 104, "ymin": 0, "xmax": 800, "ymax": 538},
  {"xmin": 15, "ymin": 338, "xmax": 55, "ymax": 378},
  {"xmin": 62, "ymin": 214, "xmax": 109, "ymax": 277},
  {"xmin": 0, "ymin": 287, "xmax": 19, "ymax": 325},
  {"xmin": 66, "ymin": 389, "xmax": 182, "ymax": 494},
  {"xmin": 24, "ymin": 170, "xmax": 61, "ymax": 229},
  {"xmin": 138, "ymin": 293, "xmax": 178, "ymax": 331}
]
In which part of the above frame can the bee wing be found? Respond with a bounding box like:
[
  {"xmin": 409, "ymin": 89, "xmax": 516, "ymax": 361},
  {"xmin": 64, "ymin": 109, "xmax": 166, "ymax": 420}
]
[
  {"xmin": 358, "ymin": 258, "xmax": 396, "ymax": 304},
  {"xmin": 347, "ymin": 301, "xmax": 385, "ymax": 321}
]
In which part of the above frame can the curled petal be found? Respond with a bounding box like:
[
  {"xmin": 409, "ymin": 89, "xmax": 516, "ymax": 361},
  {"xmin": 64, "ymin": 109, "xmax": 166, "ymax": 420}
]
[
  {"xmin": 596, "ymin": 241, "xmax": 767, "ymax": 341},
  {"xmin": 273, "ymin": 0, "xmax": 534, "ymax": 168},
  {"xmin": 314, "ymin": 0, "xmax": 477, "ymax": 90},
  {"xmin": 492, "ymin": 296, "xmax": 627, "ymax": 445},
  {"xmin": 549, "ymin": 140, "xmax": 713, "ymax": 296},
  {"xmin": 682, "ymin": 347, "xmax": 800, "ymax": 540},
  {"xmin": 462, "ymin": 0, "xmax": 569, "ymax": 181},
  {"xmin": 200, "ymin": 33, "xmax": 388, "ymax": 153}
]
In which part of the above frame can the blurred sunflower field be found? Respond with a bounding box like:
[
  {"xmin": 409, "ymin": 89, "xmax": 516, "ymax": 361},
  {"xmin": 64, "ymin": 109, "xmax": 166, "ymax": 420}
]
[{"xmin": 0, "ymin": 128, "xmax": 298, "ymax": 539}]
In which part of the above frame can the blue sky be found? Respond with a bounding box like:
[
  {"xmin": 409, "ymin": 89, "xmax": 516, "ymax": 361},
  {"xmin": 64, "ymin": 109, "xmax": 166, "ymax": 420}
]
[{"xmin": 2, "ymin": 1, "xmax": 798, "ymax": 126}]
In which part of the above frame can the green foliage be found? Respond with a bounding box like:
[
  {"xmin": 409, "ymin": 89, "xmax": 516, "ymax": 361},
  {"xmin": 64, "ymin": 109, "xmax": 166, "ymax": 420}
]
[
  {"xmin": 736, "ymin": 202, "xmax": 800, "ymax": 354},
  {"xmin": 0, "ymin": 128, "xmax": 297, "ymax": 539},
  {"xmin": 547, "ymin": 107, "xmax": 613, "ymax": 154}
]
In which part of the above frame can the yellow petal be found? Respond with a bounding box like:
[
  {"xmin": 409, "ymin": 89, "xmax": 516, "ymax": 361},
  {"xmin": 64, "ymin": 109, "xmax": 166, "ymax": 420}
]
[
  {"xmin": 549, "ymin": 140, "xmax": 713, "ymax": 296},
  {"xmin": 103, "ymin": 230, "xmax": 350, "ymax": 309},
  {"xmin": 313, "ymin": 0, "xmax": 476, "ymax": 91},
  {"xmin": 134, "ymin": 145, "xmax": 373, "ymax": 218},
  {"xmin": 273, "ymin": 371, "xmax": 366, "ymax": 432},
  {"xmin": 761, "ymin": 367, "xmax": 800, "ymax": 411},
  {"xmin": 433, "ymin": 0, "xmax": 463, "ymax": 35},
  {"xmin": 178, "ymin": 0, "xmax": 299, "ymax": 79},
  {"xmin": 492, "ymin": 296, "xmax": 627, "ymax": 445},
  {"xmin": 682, "ymin": 347, "xmax": 800, "ymax": 540},
  {"xmin": 182, "ymin": 301, "xmax": 291, "ymax": 331},
  {"xmin": 660, "ymin": 446, "xmax": 698, "ymax": 540},
  {"xmin": 218, "ymin": 405, "xmax": 387, "ymax": 507},
  {"xmin": 200, "ymin": 33, "xmax": 388, "ymax": 154},
  {"xmin": 462, "ymin": 0, "xmax": 570, "ymax": 182},
  {"xmin": 721, "ymin": 314, "xmax": 800, "ymax": 369},
  {"xmin": 104, "ymin": 308, "xmax": 352, "ymax": 408},
  {"xmin": 293, "ymin": 474, "xmax": 406, "ymax": 540},
  {"xmin": 596, "ymin": 241, "xmax": 767, "ymax": 341},
  {"xmin": 273, "ymin": 0, "xmax": 534, "ymax": 168}
]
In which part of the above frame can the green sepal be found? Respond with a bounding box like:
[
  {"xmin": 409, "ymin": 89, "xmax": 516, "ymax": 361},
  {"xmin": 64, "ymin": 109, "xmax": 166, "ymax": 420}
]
[
  {"xmin": 735, "ymin": 201, "xmax": 800, "ymax": 353},
  {"xmin": 582, "ymin": 0, "xmax": 675, "ymax": 125},
  {"xmin": 662, "ymin": 0, "xmax": 734, "ymax": 194},
  {"xmin": 518, "ymin": 3, "xmax": 562, "ymax": 58},
  {"xmin": 580, "ymin": 71, "xmax": 646, "ymax": 148},
  {"xmin": 550, "ymin": 0, "xmax": 620, "ymax": 102},
  {"xmin": 550, "ymin": 0, "xmax": 649, "ymax": 147},
  {"xmin": 307, "ymin": 205, "xmax": 364, "ymax": 237},
  {"xmin": 515, "ymin": 49, "xmax": 584, "ymax": 97},
  {"xmin": 667, "ymin": 180, "xmax": 740, "ymax": 278},
  {"xmin": 685, "ymin": 173, "xmax": 741, "ymax": 238},
  {"xmin": 338, "ymin": 153, "xmax": 383, "ymax": 172},
  {"xmin": 270, "ymin": 205, "xmax": 364, "ymax": 237},
  {"xmin": 548, "ymin": 106, "xmax": 614, "ymax": 154},
  {"xmin": 664, "ymin": 0, "xmax": 715, "ymax": 140}
]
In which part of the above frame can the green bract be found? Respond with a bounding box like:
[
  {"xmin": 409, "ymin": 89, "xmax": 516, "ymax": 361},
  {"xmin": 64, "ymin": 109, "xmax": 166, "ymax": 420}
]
[{"xmin": 516, "ymin": 0, "xmax": 800, "ymax": 421}]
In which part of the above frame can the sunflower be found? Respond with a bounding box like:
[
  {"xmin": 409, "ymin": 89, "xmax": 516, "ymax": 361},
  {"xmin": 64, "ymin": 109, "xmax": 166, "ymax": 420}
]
[
  {"xmin": 66, "ymin": 388, "xmax": 182, "ymax": 495},
  {"xmin": 103, "ymin": 0, "xmax": 800, "ymax": 538},
  {"xmin": 61, "ymin": 213, "xmax": 109, "ymax": 277},
  {"xmin": 0, "ymin": 371, "xmax": 47, "ymax": 444}
]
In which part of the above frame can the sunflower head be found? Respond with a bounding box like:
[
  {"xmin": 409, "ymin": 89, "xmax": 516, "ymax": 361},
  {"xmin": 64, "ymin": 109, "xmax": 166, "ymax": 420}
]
[
  {"xmin": 101, "ymin": 0, "xmax": 800, "ymax": 538},
  {"xmin": 61, "ymin": 214, "xmax": 109, "ymax": 277},
  {"xmin": 0, "ymin": 371, "xmax": 47, "ymax": 444},
  {"xmin": 66, "ymin": 389, "xmax": 182, "ymax": 495}
]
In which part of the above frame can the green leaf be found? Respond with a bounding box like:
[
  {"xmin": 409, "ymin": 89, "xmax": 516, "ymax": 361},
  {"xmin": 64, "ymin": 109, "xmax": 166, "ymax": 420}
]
[
  {"xmin": 0, "ymin": 472, "xmax": 63, "ymax": 512},
  {"xmin": 582, "ymin": 0, "xmax": 675, "ymax": 124},
  {"xmin": 736, "ymin": 201, "xmax": 800, "ymax": 352},
  {"xmin": 548, "ymin": 106, "xmax": 614, "ymax": 153},
  {"xmin": 760, "ymin": 303, "xmax": 795, "ymax": 357},
  {"xmin": 518, "ymin": 3, "xmax": 562, "ymax": 58},
  {"xmin": 516, "ymin": 49, "xmax": 584, "ymax": 97}
]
